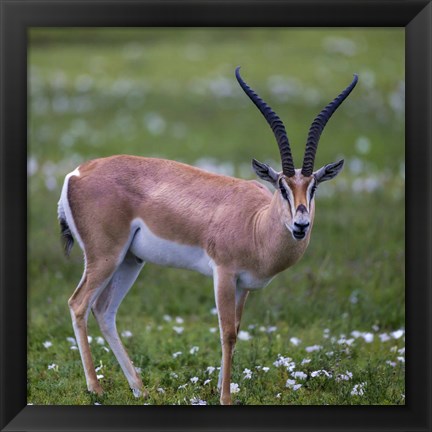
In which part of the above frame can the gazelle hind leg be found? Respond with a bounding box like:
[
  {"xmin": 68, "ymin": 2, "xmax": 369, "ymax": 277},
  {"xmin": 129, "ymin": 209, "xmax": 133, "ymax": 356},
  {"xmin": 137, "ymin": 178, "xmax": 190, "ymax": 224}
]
[
  {"xmin": 68, "ymin": 258, "xmax": 117, "ymax": 395},
  {"xmin": 92, "ymin": 252, "xmax": 146, "ymax": 398}
]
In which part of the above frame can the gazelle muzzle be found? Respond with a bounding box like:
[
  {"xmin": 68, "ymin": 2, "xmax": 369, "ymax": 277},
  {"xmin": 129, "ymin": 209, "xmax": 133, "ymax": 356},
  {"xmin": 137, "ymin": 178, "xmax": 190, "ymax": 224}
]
[{"xmin": 292, "ymin": 204, "xmax": 310, "ymax": 240}]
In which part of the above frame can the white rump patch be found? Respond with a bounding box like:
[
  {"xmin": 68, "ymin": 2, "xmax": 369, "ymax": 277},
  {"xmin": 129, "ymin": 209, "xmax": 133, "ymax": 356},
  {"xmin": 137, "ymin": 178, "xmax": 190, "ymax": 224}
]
[{"xmin": 58, "ymin": 167, "xmax": 84, "ymax": 251}]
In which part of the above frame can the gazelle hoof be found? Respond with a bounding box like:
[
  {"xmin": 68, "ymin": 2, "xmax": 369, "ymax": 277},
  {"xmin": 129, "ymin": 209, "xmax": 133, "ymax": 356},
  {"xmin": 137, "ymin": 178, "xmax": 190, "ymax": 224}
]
[
  {"xmin": 88, "ymin": 383, "xmax": 104, "ymax": 396},
  {"xmin": 132, "ymin": 387, "xmax": 149, "ymax": 399},
  {"xmin": 220, "ymin": 396, "xmax": 232, "ymax": 405}
]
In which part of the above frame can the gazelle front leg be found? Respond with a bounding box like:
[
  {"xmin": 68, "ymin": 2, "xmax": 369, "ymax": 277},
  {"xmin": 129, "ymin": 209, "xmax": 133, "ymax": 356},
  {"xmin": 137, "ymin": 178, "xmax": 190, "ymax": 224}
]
[
  {"xmin": 213, "ymin": 267, "xmax": 237, "ymax": 405},
  {"xmin": 216, "ymin": 286, "xmax": 249, "ymax": 396}
]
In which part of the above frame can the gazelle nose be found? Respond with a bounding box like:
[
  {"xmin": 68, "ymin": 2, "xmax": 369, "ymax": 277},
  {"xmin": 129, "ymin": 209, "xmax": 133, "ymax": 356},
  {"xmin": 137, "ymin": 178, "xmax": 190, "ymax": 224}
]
[{"xmin": 294, "ymin": 221, "xmax": 310, "ymax": 231}]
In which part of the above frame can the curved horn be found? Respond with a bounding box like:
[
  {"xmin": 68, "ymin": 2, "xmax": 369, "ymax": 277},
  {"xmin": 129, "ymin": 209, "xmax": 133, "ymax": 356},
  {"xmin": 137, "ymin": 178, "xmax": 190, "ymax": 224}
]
[
  {"xmin": 301, "ymin": 74, "xmax": 358, "ymax": 177},
  {"xmin": 235, "ymin": 67, "xmax": 295, "ymax": 177}
]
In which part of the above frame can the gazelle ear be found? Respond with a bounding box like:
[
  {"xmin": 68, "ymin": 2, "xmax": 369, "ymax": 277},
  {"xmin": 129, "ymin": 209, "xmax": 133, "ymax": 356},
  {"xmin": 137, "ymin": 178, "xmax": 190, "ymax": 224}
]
[
  {"xmin": 252, "ymin": 159, "xmax": 279, "ymax": 185},
  {"xmin": 314, "ymin": 159, "xmax": 344, "ymax": 184}
]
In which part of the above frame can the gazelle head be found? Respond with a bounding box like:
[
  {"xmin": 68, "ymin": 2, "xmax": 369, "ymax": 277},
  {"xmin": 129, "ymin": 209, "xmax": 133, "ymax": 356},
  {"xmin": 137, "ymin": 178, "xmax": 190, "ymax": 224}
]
[{"xmin": 236, "ymin": 67, "xmax": 358, "ymax": 241}]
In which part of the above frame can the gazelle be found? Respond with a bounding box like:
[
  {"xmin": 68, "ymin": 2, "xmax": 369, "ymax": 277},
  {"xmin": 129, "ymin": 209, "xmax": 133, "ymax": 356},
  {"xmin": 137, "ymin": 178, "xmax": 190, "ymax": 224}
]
[{"xmin": 58, "ymin": 67, "xmax": 358, "ymax": 405}]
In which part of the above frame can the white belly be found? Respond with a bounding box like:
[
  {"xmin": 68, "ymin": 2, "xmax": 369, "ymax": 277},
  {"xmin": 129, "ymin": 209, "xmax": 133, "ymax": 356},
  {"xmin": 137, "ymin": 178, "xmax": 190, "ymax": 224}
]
[
  {"xmin": 129, "ymin": 218, "xmax": 214, "ymax": 277},
  {"xmin": 237, "ymin": 271, "xmax": 274, "ymax": 289}
]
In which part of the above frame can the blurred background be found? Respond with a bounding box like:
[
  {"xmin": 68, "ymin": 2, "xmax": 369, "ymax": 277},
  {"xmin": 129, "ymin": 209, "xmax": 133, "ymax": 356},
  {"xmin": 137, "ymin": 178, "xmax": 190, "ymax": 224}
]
[{"xmin": 28, "ymin": 28, "xmax": 405, "ymax": 405}]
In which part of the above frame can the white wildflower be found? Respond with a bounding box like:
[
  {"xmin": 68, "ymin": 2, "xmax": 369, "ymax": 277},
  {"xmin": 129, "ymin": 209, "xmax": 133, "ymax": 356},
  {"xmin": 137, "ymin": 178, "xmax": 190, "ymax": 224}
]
[
  {"xmin": 210, "ymin": 307, "xmax": 217, "ymax": 315},
  {"xmin": 379, "ymin": 333, "xmax": 391, "ymax": 342},
  {"xmin": 173, "ymin": 326, "xmax": 184, "ymax": 334},
  {"xmin": 286, "ymin": 379, "xmax": 302, "ymax": 390},
  {"xmin": 391, "ymin": 329, "xmax": 404, "ymax": 339},
  {"xmin": 203, "ymin": 379, "xmax": 211, "ymax": 385},
  {"xmin": 338, "ymin": 336, "xmax": 355, "ymax": 346},
  {"xmin": 190, "ymin": 377, "xmax": 199, "ymax": 384},
  {"xmin": 178, "ymin": 383, "xmax": 188, "ymax": 390},
  {"xmin": 311, "ymin": 370, "xmax": 332, "ymax": 378},
  {"xmin": 266, "ymin": 326, "xmax": 277, "ymax": 333},
  {"xmin": 286, "ymin": 379, "xmax": 296, "ymax": 387},
  {"xmin": 206, "ymin": 366, "xmax": 216, "ymax": 375},
  {"xmin": 361, "ymin": 332, "xmax": 374, "ymax": 343},
  {"xmin": 172, "ymin": 351, "xmax": 182, "ymax": 358},
  {"xmin": 191, "ymin": 397, "xmax": 207, "ymax": 405},
  {"xmin": 175, "ymin": 316, "xmax": 184, "ymax": 324},
  {"xmin": 157, "ymin": 387, "xmax": 165, "ymax": 393},
  {"xmin": 305, "ymin": 345, "xmax": 322, "ymax": 353},
  {"xmin": 301, "ymin": 358, "xmax": 311, "ymax": 365},
  {"xmin": 189, "ymin": 346, "xmax": 199, "ymax": 355},
  {"xmin": 291, "ymin": 371, "xmax": 307, "ymax": 380},
  {"xmin": 209, "ymin": 327, "xmax": 217, "ymax": 333},
  {"xmin": 386, "ymin": 360, "xmax": 397, "ymax": 367},
  {"xmin": 96, "ymin": 336, "xmax": 105, "ymax": 345},
  {"xmin": 262, "ymin": 367, "xmax": 270, "ymax": 373},
  {"xmin": 230, "ymin": 383, "xmax": 240, "ymax": 393},
  {"xmin": 243, "ymin": 368, "xmax": 252, "ymax": 379},
  {"xmin": 336, "ymin": 371, "xmax": 353, "ymax": 382},
  {"xmin": 238, "ymin": 330, "xmax": 252, "ymax": 341},
  {"xmin": 87, "ymin": 336, "xmax": 93, "ymax": 343},
  {"xmin": 290, "ymin": 337, "xmax": 301, "ymax": 346},
  {"xmin": 273, "ymin": 354, "xmax": 294, "ymax": 368},
  {"xmin": 163, "ymin": 314, "xmax": 172, "ymax": 322},
  {"xmin": 397, "ymin": 356, "xmax": 405, "ymax": 363},
  {"xmin": 66, "ymin": 337, "xmax": 77, "ymax": 345},
  {"xmin": 96, "ymin": 374, "xmax": 104, "ymax": 380},
  {"xmin": 351, "ymin": 382, "xmax": 367, "ymax": 396},
  {"xmin": 47, "ymin": 363, "xmax": 58, "ymax": 370},
  {"xmin": 121, "ymin": 330, "xmax": 132, "ymax": 338},
  {"xmin": 43, "ymin": 341, "xmax": 52, "ymax": 349}
]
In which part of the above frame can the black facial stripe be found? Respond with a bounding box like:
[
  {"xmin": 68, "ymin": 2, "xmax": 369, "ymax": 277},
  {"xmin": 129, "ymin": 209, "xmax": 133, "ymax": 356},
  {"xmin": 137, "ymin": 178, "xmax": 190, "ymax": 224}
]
[
  {"xmin": 309, "ymin": 181, "xmax": 317, "ymax": 199},
  {"xmin": 280, "ymin": 185, "xmax": 289, "ymax": 201},
  {"xmin": 279, "ymin": 179, "xmax": 290, "ymax": 202}
]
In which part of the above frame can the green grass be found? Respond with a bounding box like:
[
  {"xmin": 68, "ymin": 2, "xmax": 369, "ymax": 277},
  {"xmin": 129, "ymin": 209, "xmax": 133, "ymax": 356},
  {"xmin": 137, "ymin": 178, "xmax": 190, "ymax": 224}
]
[{"xmin": 28, "ymin": 28, "xmax": 404, "ymax": 405}]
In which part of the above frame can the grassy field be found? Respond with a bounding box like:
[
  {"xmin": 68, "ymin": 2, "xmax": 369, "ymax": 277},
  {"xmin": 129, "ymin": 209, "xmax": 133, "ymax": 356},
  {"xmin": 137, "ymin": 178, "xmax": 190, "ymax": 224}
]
[{"xmin": 28, "ymin": 28, "xmax": 405, "ymax": 405}]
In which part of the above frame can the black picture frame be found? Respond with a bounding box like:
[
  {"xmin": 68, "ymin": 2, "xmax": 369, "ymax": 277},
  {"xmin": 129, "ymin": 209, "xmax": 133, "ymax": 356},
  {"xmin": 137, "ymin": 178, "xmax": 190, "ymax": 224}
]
[{"xmin": 1, "ymin": 1, "xmax": 431, "ymax": 431}]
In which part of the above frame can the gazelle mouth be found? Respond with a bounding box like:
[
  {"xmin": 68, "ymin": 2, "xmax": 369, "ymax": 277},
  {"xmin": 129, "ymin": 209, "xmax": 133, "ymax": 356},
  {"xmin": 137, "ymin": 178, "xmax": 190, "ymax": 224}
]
[{"xmin": 292, "ymin": 230, "xmax": 306, "ymax": 240}]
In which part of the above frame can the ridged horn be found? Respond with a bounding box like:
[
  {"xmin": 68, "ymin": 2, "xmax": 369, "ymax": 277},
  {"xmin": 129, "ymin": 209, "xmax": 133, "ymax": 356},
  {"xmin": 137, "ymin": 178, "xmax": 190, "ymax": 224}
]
[
  {"xmin": 301, "ymin": 74, "xmax": 358, "ymax": 177},
  {"xmin": 235, "ymin": 66, "xmax": 295, "ymax": 177}
]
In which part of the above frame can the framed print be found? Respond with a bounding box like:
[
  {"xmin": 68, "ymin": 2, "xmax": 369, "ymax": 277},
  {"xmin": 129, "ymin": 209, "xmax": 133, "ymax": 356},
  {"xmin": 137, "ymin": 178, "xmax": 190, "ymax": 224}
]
[{"xmin": 1, "ymin": 1, "xmax": 431, "ymax": 431}]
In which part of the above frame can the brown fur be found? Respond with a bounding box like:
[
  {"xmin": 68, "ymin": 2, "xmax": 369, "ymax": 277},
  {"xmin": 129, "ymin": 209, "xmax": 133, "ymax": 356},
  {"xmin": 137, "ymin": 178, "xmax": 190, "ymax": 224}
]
[{"xmin": 69, "ymin": 156, "xmax": 313, "ymax": 277}]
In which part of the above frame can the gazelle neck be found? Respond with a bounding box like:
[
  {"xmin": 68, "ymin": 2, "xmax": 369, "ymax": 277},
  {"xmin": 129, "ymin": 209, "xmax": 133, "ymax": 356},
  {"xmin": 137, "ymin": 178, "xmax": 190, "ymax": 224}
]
[{"xmin": 254, "ymin": 191, "xmax": 314, "ymax": 277}]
